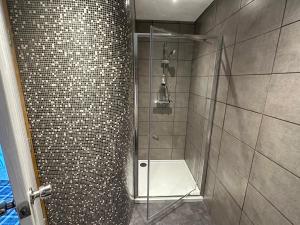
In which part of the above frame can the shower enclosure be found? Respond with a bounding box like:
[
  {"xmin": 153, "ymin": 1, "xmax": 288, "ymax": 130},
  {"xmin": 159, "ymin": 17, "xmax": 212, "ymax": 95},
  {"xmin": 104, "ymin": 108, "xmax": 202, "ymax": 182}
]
[{"xmin": 134, "ymin": 26, "xmax": 222, "ymax": 222}]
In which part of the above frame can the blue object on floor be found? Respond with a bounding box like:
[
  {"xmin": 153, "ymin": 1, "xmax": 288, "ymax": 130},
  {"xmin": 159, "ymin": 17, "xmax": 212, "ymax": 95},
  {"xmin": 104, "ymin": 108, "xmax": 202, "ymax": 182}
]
[
  {"xmin": 0, "ymin": 145, "xmax": 20, "ymax": 225},
  {"xmin": 0, "ymin": 147, "xmax": 9, "ymax": 181}
]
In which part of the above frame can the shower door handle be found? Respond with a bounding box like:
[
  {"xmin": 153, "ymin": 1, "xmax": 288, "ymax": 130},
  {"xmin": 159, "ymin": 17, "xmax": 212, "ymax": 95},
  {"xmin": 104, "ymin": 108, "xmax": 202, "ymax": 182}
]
[{"xmin": 29, "ymin": 184, "xmax": 52, "ymax": 204}]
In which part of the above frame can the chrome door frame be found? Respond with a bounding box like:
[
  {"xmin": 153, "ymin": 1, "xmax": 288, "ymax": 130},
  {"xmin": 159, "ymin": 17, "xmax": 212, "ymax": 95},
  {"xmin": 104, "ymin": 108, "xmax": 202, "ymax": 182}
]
[{"xmin": 133, "ymin": 27, "xmax": 223, "ymax": 222}]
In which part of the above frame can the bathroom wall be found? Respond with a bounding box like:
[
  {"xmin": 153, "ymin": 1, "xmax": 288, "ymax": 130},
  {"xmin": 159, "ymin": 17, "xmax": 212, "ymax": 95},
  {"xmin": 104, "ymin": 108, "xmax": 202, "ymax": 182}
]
[
  {"xmin": 7, "ymin": 1, "xmax": 134, "ymax": 225},
  {"xmin": 194, "ymin": 1, "xmax": 300, "ymax": 225},
  {"xmin": 136, "ymin": 21, "xmax": 195, "ymax": 160}
]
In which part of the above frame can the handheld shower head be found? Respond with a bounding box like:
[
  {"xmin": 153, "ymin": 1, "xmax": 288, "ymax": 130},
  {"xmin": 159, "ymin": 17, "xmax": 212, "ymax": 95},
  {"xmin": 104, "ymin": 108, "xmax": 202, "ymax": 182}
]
[{"xmin": 168, "ymin": 49, "xmax": 176, "ymax": 58}]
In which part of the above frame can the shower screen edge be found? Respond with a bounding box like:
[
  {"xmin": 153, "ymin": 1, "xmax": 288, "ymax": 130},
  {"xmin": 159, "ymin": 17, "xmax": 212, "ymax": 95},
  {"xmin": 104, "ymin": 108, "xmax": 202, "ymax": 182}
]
[
  {"xmin": 133, "ymin": 26, "xmax": 223, "ymax": 222},
  {"xmin": 199, "ymin": 36, "xmax": 224, "ymax": 196}
]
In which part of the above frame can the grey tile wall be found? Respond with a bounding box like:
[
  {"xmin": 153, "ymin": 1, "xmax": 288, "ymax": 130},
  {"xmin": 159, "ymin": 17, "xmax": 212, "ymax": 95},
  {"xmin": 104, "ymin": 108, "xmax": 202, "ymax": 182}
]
[
  {"xmin": 195, "ymin": 0, "xmax": 300, "ymax": 225},
  {"xmin": 136, "ymin": 21, "xmax": 194, "ymax": 160},
  {"xmin": 7, "ymin": 0, "xmax": 134, "ymax": 225}
]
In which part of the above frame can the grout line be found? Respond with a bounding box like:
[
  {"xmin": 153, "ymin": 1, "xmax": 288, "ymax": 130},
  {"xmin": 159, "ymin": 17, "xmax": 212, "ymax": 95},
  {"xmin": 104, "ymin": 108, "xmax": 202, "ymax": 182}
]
[
  {"xmin": 214, "ymin": 176, "xmax": 243, "ymax": 211},
  {"xmin": 248, "ymin": 182, "xmax": 295, "ymax": 225},
  {"xmin": 238, "ymin": 103, "xmax": 263, "ymax": 224},
  {"xmin": 256, "ymin": 150, "xmax": 300, "ymax": 179},
  {"xmin": 193, "ymin": 1, "xmax": 298, "ymax": 225},
  {"xmin": 262, "ymin": 113, "xmax": 300, "ymax": 127},
  {"xmin": 240, "ymin": 0, "xmax": 255, "ymax": 9},
  {"xmin": 218, "ymin": 102, "xmax": 300, "ymax": 128},
  {"xmin": 235, "ymin": 26, "xmax": 281, "ymax": 46},
  {"xmin": 241, "ymin": 210, "xmax": 259, "ymax": 225},
  {"xmin": 281, "ymin": 18, "xmax": 300, "ymax": 28},
  {"xmin": 219, "ymin": 127, "xmax": 300, "ymax": 180}
]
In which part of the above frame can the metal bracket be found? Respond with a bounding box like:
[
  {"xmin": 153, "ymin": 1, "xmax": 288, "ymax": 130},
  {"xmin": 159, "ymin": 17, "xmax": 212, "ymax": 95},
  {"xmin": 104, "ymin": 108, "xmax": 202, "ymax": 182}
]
[
  {"xmin": 17, "ymin": 201, "xmax": 31, "ymax": 219},
  {"xmin": 29, "ymin": 184, "xmax": 52, "ymax": 204}
]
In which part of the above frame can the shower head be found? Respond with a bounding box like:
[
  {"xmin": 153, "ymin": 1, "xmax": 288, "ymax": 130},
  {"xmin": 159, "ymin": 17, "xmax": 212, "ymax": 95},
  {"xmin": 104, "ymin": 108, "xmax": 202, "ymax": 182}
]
[
  {"xmin": 167, "ymin": 49, "xmax": 176, "ymax": 59},
  {"xmin": 168, "ymin": 49, "xmax": 176, "ymax": 57}
]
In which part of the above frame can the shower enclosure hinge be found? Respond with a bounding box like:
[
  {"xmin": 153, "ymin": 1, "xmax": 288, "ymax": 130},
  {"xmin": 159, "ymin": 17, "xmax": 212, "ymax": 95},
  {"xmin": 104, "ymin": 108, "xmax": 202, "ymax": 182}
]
[{"xmin": 29, "ymin": 184, "xmax": 52, "ymax": 204}]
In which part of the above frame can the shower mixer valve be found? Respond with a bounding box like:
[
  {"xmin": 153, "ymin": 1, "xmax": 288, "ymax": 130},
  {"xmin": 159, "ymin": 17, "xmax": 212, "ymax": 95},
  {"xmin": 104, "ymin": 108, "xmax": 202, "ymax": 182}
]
[{"xmin": 155, "ymin": 43, "xmax": 176, "ymax": 105}]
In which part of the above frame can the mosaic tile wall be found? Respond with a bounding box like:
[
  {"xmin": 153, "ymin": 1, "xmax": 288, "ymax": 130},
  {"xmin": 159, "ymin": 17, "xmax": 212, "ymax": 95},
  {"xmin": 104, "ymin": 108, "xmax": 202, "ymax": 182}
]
[{"xmin": 7, "ymin": 1, "xmax": 134, "ymax": 225}]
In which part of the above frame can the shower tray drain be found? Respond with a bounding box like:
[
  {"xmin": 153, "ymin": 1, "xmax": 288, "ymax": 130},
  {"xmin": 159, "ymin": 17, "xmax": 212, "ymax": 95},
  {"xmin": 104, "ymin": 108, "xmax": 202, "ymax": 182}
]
[{"xmin": 140, "ymin": 162, "xmax": 147, "ymax": 167}]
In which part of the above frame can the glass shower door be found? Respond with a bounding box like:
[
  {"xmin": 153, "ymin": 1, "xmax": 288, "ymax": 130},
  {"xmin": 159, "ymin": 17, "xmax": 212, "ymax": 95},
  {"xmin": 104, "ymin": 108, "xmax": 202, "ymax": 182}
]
[{"xmin": 146, "ymin": 26, "xmax": 222, "ymax": 222}]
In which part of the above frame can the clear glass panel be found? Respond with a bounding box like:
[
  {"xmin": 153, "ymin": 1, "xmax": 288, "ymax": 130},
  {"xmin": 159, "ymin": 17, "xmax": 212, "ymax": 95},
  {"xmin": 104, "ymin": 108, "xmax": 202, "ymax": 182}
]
[
  {"xmin": 146, "ymin": 26, "xmax": 221, "ymax": 221},
  {"xmin": 0, "ymin": 145, "xmax": 20, "ymax": 225}
]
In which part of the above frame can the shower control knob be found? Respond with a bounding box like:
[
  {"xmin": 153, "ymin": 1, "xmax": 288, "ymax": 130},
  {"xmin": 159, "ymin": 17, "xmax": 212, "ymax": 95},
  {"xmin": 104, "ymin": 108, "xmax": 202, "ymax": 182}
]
[
  {"xmin": 152, "ymin": 135, "xmax": 159, "ymax": 140},
  {"xmin": 29, "ymin": 184, "xmax": 52, "ymax": 204}
]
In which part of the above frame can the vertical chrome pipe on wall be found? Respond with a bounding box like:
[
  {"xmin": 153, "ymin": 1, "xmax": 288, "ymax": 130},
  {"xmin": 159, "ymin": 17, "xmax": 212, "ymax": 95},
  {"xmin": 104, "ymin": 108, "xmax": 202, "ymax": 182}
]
[{"xmin": 6, "ymin": 1, "xmax": 134, "ymax": 224}]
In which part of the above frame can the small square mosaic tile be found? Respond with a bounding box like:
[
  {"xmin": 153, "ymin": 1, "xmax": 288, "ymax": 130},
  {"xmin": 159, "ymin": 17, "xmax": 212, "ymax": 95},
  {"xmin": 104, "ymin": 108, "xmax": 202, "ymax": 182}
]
[{"xmin": 7, "ymin": 1, "xmax": 134, "ymax": 224}]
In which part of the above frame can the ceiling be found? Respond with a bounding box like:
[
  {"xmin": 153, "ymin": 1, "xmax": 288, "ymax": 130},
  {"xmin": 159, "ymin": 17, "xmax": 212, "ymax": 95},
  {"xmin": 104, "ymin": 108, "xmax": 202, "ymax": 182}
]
[{"xmin": 135, "ymin": 0, "xmax": 213, "ymax": 22}]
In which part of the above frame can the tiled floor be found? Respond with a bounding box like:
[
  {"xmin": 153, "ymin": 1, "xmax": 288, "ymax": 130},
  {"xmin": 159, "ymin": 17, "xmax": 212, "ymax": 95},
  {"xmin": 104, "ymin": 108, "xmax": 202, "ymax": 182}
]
[
  {"xmin": 0, "ymin": 180, "xmax": 20, "ymax": 225},
  {"xmin": 129, "ymin": 201, "xmax": 212, "ymax": 225}
]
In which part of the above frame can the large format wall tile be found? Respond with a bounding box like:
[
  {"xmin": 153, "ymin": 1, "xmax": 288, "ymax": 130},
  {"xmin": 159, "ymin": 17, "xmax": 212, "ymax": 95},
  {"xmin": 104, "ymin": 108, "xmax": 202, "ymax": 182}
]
[
  {"xmin": 236, "ymin": 0, "xmax": 285, "ymax": 42},
  {"xmin": 150, "ymin": 122, "xmax": 173, "ymax": 135},
  {"xmin": 215, "ymin": 0, "xmax": 240, "ymax": 24},
  {"xmin": 174, "ymin": 108, "xmax": 188, "ymax": 121},
  {"xmin": 178, "ymin": 43, "xmax": 194, "ymax": 60},
  {"xmin": 177, "ymin": 61, "xmax": 193, "ymax": 76},
  {"xmin": 153, "ymin": 22, "xmax": 180, "ymax": 33},
  {"xmin": 149, "ymin": 148, "xmax": 172, "ymax": 160},
  {"xmin": 171, "ymin": 148, "xmax": 185, "ymax": 159},
  {"xmin": 274, "ymin": 22, "xmax": 300, "ymax": 73},
  {"xmin": 172, "ymin": 135, "xmax": 186, "ymax": 149},
  {"xmin": 192, "ymin": 53, "xmax": 215, "ymax": 76},
  {"xmin": 204, "ymin": 167, "xmax": 216, "ymax": 207},
  {"xmin": 224, "ymin": 106, "xmax": 262, "ymax": 148},
  {"xmin": 217, "ymin": 132, "xmax": 254, "ymax": 206},
  {"xmin": 239, "ymin": 213, "xmax": 253, "ymax": 225},
  {"xmin": 175, "ymin": 93, "xmax": 190, "ymax": 107},
  {"xmin": 138, "ymin": 59, "xmax": 149, "ymax": 75},
  {"xmin": 250, "ymin": 153, "xmax": 300, "ymax": 225},
  {"xmin": 196, "ymin": 3, "xmax": 216, "ymax": 34},
  {"xmin": 219, "ymin": 14, "xmax": 238, "ymax": 46},
  {"xmin": 198, "ymin": 1, "xmax": 300, "ymax": 224},
  {"xmin": 264, "ymin": 73, "xmax": 300, "ymax": 124},
  {"xmin": 227, "ymin": 75, "xmax": 270, "ymax": 113},
  {"xmin": 208, "ymin": 125, "xmax": 222, "ymax": 172},
  {"xmin": 257, "ymin": 116, "xmax": 300, "ymax": 176},
  {"xmin": 244, "ymin": 184, "xmax": 292, "ymax": 225},
  {"xmin": 210, "ymin": 125, "xmax": 222, "ymax": 153},
  {"xmin": 283, "ymin": 0, "xmax": 300, "ymax": 25},
  {"xmin": 213, "ymin": 102, "xmax": 226, "ymax": 128},
  {"xmin": 176, "ymin": 77, "xmax": 191, "ymax": 92},
  {"xmin": 150, "ymin": 135, "xmax": 172, "ymax": 149},
  {"xmin": 241, "ymin": 0, "xmax": 254, "ymax": 7},
  {"xmin": 138, "ymin": 41, "xmax": 150, "ymax": 59},
  {"xmin": 211, "ymin": 180, "xmax": 241, "ymax": 225},
  {"xmin": 219, "ymin": 47, "xmax": 234, "ymax": 76},
  {"xmin": 138, "ymin": 108, "xmax": 149, "ymax": 121},
  {"xmin": 179, "ymin": 23, "xmax": 195, "ymax": 34},
  {"xmin": 232, "ymin": 30, "xmax": 279, "ymax": 75},
  {"xmin": 207, "ymin": 75, "xmax": 229, "ymax": 103},
  {"xmin": 190, "ymin": 76, "xmax": 208, "ymax": 97}
]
